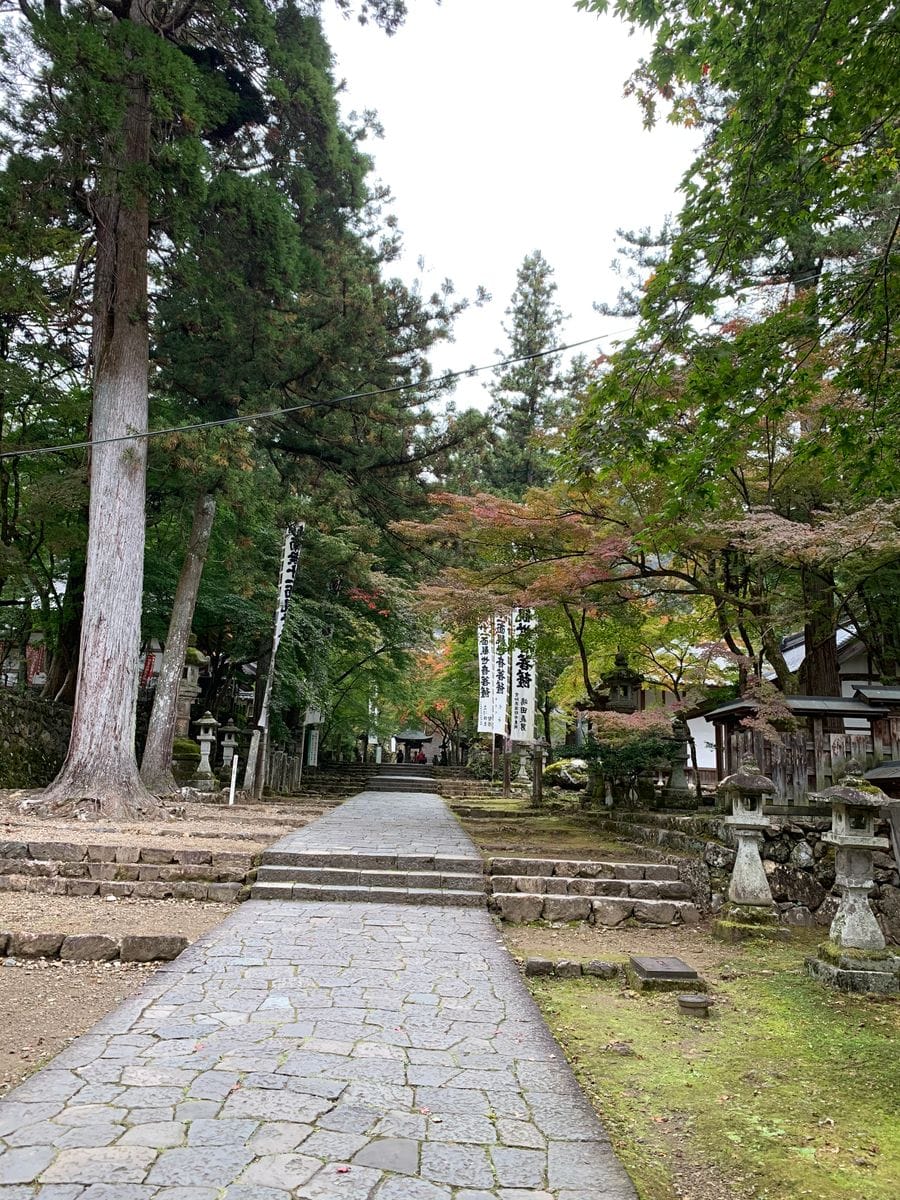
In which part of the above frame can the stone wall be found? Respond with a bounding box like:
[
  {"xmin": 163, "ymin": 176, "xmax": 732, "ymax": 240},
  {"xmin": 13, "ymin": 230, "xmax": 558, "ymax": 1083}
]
[
  {"xmin": 0, "ymin": 693, "xmax": 71, "ymax": 788},
  {"xmin": 0, "ymin": 838, "xmax": 255, "ymax": 901},
  {"xmin": 594, "ymin": 808, "xmax": 900, "ymax": 945}
]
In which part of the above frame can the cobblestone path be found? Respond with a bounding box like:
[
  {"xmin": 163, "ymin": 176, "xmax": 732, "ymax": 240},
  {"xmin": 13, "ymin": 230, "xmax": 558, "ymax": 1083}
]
[{"xmin": 0, "ymin": 794, "xmax": 637, "ymax": 1199}]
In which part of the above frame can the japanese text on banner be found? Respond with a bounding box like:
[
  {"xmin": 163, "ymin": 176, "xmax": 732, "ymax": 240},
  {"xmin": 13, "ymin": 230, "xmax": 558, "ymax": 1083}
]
[
  {"xmin": 493, "ymin": 615, "xmax": 511, "ymax": 736},
  {"xmin": 477, "ymin": 621, "xmax": 495, "ymax": 733},
  {"xmin": 510, "ymin": 607, "xmax": 537, "ymax": 742}
]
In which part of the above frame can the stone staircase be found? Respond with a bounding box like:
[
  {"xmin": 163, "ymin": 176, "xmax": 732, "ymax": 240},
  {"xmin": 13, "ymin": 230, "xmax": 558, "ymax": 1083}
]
[
  {"xmin": 488, "ymin": 855, "xmax": 700, "ymax": 926},
  {"xmin": 364, "ymin": 762, "xmax": 439, "ymax": 793},
  {"xmin": 251, "ymin": 848, "xmax": 487, "ymax": 907}
]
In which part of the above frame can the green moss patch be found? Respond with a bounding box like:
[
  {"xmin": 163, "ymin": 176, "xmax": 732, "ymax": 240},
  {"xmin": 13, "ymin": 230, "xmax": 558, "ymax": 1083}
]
[
  {"xmin": 530, "ymin": 937, "xmax": 900, "ymax": 1200},
  {"xmin": 461, "ymin": 813, "xmax": 642, "ymax": 860}
]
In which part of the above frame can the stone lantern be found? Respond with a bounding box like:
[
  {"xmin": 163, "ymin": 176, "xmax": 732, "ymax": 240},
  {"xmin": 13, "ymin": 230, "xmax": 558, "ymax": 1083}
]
[
  {"xmin": 712, "ymin": 755, "xmax": 780, "ymax": 941},
  {"xmin": 219, "ymin": 721, "xmax": 239, "ymax": 768},
  {"xmin": 662, "ymin": 716, "xmax": 693, "ymax": 805},
  {"xmin": 190, "ymin": 711, "xmax": 219, "ymax": 793},
  {"xmin": 175, "ymin": 641, "xmax": 209, "ymax": 738},
  {"xmin": 600, "ymin": 652, "xmax": 643, "ymax": 714},
  {"xmin": 807, "ymin": 773, "xmax": 900, "ymax": 994}
]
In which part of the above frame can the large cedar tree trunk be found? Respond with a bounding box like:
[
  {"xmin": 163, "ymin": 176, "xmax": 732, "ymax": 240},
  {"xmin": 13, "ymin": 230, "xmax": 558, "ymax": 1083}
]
[
  {"xmin": 140, "ymin": 493, "xmax": 217, "ymax": 794},
  {"xmin": 797, "ymin": 567, "xmax": 841, "ymax": 696},
  {"xmin": 25, "ymin": 26, "xmax": 163, "ymax": 818}
]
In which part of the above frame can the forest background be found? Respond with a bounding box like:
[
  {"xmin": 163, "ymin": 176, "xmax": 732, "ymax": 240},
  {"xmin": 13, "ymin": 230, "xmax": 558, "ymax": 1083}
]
[{"xmin": 0, "ymin": 0, "xmax": 897, "ymax": 815}]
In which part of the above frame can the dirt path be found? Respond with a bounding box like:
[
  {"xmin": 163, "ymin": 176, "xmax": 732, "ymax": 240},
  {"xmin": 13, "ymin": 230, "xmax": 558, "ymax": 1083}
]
[{"xmin": 0, "ymin": 959, "xmax": 155, "ymax": 1098}]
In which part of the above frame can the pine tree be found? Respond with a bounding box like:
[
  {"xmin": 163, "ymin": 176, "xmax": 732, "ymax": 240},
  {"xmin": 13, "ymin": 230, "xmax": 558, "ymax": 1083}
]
[{"xmin": 485, "ymin": 251, "xmax": 584, "ymax": 499}]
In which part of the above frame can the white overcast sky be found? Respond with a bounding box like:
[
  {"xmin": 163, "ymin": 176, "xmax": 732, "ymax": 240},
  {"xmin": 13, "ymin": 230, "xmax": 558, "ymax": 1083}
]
[{"xmin": 322, "ymin": 0, "xmax": 700, "ymax": 411}]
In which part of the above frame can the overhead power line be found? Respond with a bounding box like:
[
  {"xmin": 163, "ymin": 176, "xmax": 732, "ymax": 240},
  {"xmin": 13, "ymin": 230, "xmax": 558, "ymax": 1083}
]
[
  {"xmin": 0, "ymin": 249, "xmax": 892, "ymax": 463},
  {"xmin": 0, "ymin": 330, "xmax": 626, "ymax": 463}
]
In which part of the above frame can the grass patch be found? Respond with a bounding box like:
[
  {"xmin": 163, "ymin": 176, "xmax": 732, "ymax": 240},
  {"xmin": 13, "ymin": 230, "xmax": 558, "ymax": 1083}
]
[
  {"xmin": 461, "ymin": 812, "xmax": 640, "ymax": 859},
  {"xmin": 530, "ymin": 936, "xmax": 900, "ymax": 1200}
]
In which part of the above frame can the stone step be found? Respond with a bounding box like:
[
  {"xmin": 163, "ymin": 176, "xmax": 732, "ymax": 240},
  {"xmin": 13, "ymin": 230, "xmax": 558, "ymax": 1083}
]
[
  {"xmin": 260, "ymin": 849, "xmax": 481, "ymax": 873},
  {"xmin": 255, "ymin": 864, "xmax": 486, "ymax": 893},
  {"xmin": 490, "ymin": 874, "xmax": 691, "ymax": 900},
  {"xmin": 364, "ymin": 781, "xmax": 440, "ymax": 793},
  {"xmin": 250, "ymin": 881, "xmax": 485, "ymax": 908},
  {"xmin": 492, "ymin": 891, "xmax": 699, "ymax": 926},
  {"xmin": 488, "ymin": 856, "xmax": 679, "ymax": 881}
]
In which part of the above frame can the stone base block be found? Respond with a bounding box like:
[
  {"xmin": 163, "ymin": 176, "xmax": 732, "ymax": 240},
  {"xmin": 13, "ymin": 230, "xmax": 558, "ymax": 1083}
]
[
  {"xmin": 806, "ymin": 953, "xmax": 900, "ymax": 995},
  {"xmin": 712, "ymin": 904, "xmax": 790, "ymax": 943}
]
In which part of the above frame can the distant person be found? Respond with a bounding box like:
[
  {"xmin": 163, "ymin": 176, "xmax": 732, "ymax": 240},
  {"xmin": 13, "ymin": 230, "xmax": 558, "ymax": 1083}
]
[
  {"xmin": 416, "ymin": 750, "xmax": 426, "ymax": 764},
  {"xmin": 396, "ymin": 749, "xmax": 404, "ymax": 764}
]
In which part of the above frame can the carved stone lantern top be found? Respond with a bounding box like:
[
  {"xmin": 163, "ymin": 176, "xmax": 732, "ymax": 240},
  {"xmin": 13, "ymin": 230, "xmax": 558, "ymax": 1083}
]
[
  {"xmin": 600, "ymin": 652, "xmax": 643, "ymax": 714},
  {"xmin": 718, "ymin": 755, "xmax": 775, "ymax": 830},
  {"xmin": 820, "ymin": 772, "xmax": 891, "ymax": 851}
]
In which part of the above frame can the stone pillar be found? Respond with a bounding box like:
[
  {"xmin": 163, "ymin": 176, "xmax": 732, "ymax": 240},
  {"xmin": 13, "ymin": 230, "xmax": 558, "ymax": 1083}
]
[
  {"xmin": 807, "ymin": 773, "xmax": 899, "ymax": 994},
  {"xmin": 663, "ymin": 717, "xmax": 692, "ymax": 804},
  {"xmin": 712, "ymin": 756, "xmax": 781, "ymax": 941},
  {"xmin": 175, "ymin": 649, "xmax": 207, "ymax": 739},
  {"xmin": 531, "ymin": 741, "xmax": 548, "ymax": 808},
  {"xmin": 306, "ymin": 725, "xmax": 319, "ymax": 768}
]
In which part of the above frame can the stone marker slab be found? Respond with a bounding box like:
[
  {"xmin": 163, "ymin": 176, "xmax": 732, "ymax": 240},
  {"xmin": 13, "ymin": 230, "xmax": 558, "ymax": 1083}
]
[{"xmin": 628, "ymin": 955, "xmax": 703, "ymax": 992}]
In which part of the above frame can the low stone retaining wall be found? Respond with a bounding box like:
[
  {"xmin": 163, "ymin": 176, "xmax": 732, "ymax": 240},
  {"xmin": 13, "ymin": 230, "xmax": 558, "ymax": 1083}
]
[
  {"xmin": 594, "ymin": 809, "xmax": 900, "ymax": 943},
  {"xmin": 0, "ymin": 839, "xmax": 256, "ymax": 902},
  {"xmin": 0, "ymin": 694, "xmax": 71, "ymax": 788},
  {"xmin": 0, "ymin": 931, "xmax": 188, "ymax": 961},
  {"xmin": 523, "ymin": 957, "xmax": 619, "ymax": 980},
  {"xmin": 487, "ymin": 855, "xmax": 700, "ymax": 926}
]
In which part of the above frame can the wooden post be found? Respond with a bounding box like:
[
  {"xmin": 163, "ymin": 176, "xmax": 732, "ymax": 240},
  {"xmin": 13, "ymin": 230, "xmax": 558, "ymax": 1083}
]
[
  {"xmin": 812, "ymin": 717, "xmax": 826, "ymax": 793},
  {"xmin": 532, "ymin": 743, "xmax": 543, "ymax": 808}
]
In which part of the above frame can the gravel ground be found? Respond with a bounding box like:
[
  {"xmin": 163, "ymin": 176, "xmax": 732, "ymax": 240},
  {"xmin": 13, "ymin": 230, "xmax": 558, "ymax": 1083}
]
[
  {"xmin": 0, "ymin": 958, "xmax": 156, "ymax": 1098},
  {"xmin": 0, "ymin": 892, "xmax": 235, "ymax": 938},
  {"xmin": 0, "ymin": 791, "xmax": 330, "ymax": 852}
]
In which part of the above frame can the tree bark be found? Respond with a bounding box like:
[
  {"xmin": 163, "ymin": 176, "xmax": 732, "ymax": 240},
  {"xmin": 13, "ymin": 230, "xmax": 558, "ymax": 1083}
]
[
  {"xmin": 797, "ymin": 567, "xmax": 841, "ymax": 696},
  {"xmin": 140, "ymin": 492, "xmax": 217, "ymax": 794},
  {"xmin": 24, "ymin": 14, "xmax": 163, "ymax": 819}
]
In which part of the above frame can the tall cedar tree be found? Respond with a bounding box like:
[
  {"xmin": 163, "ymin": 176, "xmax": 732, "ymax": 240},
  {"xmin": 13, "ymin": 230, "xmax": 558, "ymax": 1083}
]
[{"xmin": 4, "ymin": 1, "xmax": 408, "ymax": 817}]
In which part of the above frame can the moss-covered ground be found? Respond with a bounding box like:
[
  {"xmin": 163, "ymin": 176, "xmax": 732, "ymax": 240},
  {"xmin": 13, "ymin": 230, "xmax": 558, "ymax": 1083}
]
[
  {"xmin": 528, "ymin": 934, "xmax": 900, "ymax": 1200},
  {"xmin": 459, "ymin": 811, "xmax": 642, "ymax": 859}
]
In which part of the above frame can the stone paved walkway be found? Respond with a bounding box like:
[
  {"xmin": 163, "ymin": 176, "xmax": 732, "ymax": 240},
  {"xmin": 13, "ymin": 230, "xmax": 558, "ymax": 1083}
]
[
  {"xmin": 0, "ymin": 794, "xmax": 637, "ymax": 1199},
  {"xmin": 262, "ymin": 791, "xmax": 480, "ymax": 862}
]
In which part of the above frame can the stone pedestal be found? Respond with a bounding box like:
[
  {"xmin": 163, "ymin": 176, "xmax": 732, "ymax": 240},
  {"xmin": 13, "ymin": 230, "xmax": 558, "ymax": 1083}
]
[
  {"xmin": 806, "ymin": 772, "xmax": 899, "ymax": 993},
  {"xmin": 806, "ymin": 943, "xmax": 900, "ymax": 995}
]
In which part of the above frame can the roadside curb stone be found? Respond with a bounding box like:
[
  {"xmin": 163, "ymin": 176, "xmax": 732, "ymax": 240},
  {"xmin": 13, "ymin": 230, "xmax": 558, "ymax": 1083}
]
[
  {"xmin": 119, "ymin": 935, "xmax": 189, "ymax": 962},
  {"xmin": 60, "ymin": 934, "xmax": 119, "ymax": 962},
  {"xmin": 8, "ymin": 931, "xmax": 64, "ymax": 959}
]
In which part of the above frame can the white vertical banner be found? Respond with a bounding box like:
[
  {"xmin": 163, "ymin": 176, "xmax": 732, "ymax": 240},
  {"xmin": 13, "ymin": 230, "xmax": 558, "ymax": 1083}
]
[
  {"xmin": 510, "ymin": 607, "xmax": 537, "ymax": 742},
  {"xmin": 477, "ymin": 621, "xmax": 495, "ymax": 733},
  {"xmin": 492, "ymin": 615, "xmax": 511, "ymax": 736},
  {"xmin": 245, "ymin": 522, "xmax": 305, "ymax": 793}
]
